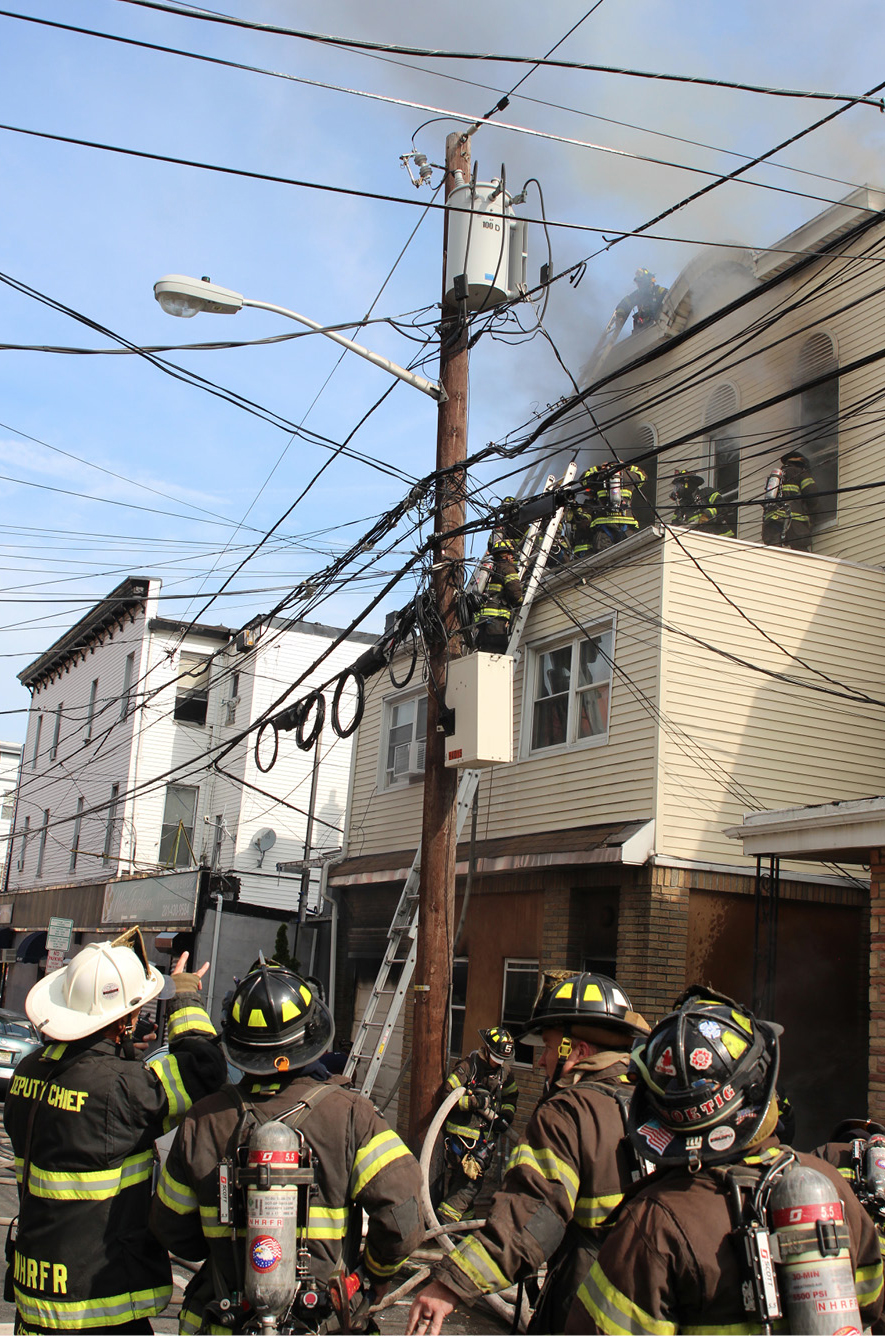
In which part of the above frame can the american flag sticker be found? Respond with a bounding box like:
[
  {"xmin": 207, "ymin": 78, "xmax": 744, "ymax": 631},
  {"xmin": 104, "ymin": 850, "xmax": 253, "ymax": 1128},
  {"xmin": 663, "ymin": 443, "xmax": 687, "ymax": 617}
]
[{"xmin": 638, "ymin": 1121, "xmax": 674, "ymax": 1154}]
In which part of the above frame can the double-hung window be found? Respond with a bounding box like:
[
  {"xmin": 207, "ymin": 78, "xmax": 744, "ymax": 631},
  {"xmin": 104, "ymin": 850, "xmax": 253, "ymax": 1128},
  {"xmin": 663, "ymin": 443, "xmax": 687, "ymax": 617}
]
[
  {"xmin": 502, "ymin": 959, "xmax": 539, "ymax": 1067},
  {"xmin": 175, "ymin": 654, "xmax": 211, "ymax": 725},
  {"xmin": 380, "ymin": 691, "xmax": 427, "ymax": 788},
  {"xmin": 526, "ymin": 624, "xmax": 614, "ymax": 754}
]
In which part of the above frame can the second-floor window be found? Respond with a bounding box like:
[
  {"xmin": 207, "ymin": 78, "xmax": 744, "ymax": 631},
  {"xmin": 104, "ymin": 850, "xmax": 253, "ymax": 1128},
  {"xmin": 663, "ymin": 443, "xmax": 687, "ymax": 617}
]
[
  {"xmin": 704, "ymin": 383, "xmax": 740, "ymax": 504},
  {"xmin": 526, "ymin": 625, "xmax": 614, "ymax": 753},
  {"xmin": 36, "ymin": 809, "xmax": 49, "ymax": 878},
  {"xmin": 160, "ymin": 784, "xmax": 198, "ymax": 866},
  {"xmin": 381, "ymin": 691, "xmax": 427, "ymax": 788},
  {"xmin": 175, "ymin": 654, "xmax": 211, "ymax": 725},
  {"xmin": 102, "ymin": 784, "xmax": 120, "ymax": 867},
  {"xmin": 798, "ymin": 331, "xmax": 838, "ymax": 526},
  {"xmin": 85, "ymin": 679, "xmax": 99, "ymax": 741},
  {"xmin": 120, "ymin": 652, "xmax": 136, "ymax": 720},
  {"xmin": 30, "ymin": 713, "xmax": 42, "ymax": 770},
  {"xmin": 17, "ymin": 815, "xmax": 30, "ymax": 871},
  {"xmin": 70, "ymin": 797, "xmax": 84, "ymax": 874},
  {"xmin": 50, "ymin": 704, "xmax": 63, "ymax": 761}
]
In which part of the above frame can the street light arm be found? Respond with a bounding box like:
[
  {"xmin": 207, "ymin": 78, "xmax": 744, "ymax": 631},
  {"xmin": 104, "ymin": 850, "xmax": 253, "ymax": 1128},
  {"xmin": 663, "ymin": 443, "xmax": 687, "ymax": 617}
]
[{"xmin": 242, "ymin": 299, "xmax": 446, "ymax": 402}]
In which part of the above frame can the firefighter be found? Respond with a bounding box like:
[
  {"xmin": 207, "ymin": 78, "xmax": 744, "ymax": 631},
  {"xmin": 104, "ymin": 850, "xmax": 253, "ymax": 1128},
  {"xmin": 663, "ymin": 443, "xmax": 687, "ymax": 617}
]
[
  {"xmin": 566, "ymin": 987, "xmax": 884, "ymax": 1334},
  {"xmin": 3, "ymin": 933, "xmax": 226, "ymax": 1334},
  {"xmin": 762, "ymin": 449, "xmax": 818, "ymax": 550},
  {"xmin": 570, "ymin": 463, "xmax": 648, "ymax": 556},
  {"xmin": 613, "ymin": 267, "xmax": 666, "ymax": 331},
  {"xmin": 473, "ymin": 542, "xmax": 524, "ymax": 652},
  {"xmin": 150, "ymin": 962, "xmax": 423, "ymax": 1334},
  {"xmin": 407, "ymin": 971, "xmax": 650, "ymax": 1336},
  {"xmin": 670, "ymin": 468, "xmax": 737, "ymax": 537},
  {"xmin": 437, "ymin": 1026, "xmax": 519, "ymax": 1226}
]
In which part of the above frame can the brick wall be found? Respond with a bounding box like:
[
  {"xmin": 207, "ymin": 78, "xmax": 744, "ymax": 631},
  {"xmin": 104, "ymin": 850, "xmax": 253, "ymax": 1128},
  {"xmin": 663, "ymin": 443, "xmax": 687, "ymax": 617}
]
[{"xmin": 616, "ymin": 866, "xmax": 689, "ymax": 1024}]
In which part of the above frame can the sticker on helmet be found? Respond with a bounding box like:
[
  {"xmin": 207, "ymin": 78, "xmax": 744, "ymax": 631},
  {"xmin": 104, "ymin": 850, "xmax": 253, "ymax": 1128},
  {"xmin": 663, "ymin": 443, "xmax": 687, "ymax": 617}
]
[
  {"xmin": 698, "ymin": 1020, "xmax": 721, "ymax": 1041},
  {"xmin": 707, "ymin": 1125, "xmax": 736, "ymax": 1152},
  {"xmin": 101, "ymin": 984, "xmax": 120, "ymax": 997},
  {"xmin": 689, "ymin": 1047, "xmax": 713, "ymax": 1071},
  {"xmin": 637, "ymin": 1121, "xmax": 674, "ymax": 1154},
  {"xmin": 721, "ymin": 1030, "xmax": 748, "ymax": 1060},
  {"xmin": 654, "ymin": 1046, "xmax": 676, "ymax": 1076},
  {"xmin": 251, "ymin": 1235, "xmax": 283, "ymax": 1272},
  {"xmin": 685, "ymin": 1136, "xmax": 703, "ymax": 1151}
]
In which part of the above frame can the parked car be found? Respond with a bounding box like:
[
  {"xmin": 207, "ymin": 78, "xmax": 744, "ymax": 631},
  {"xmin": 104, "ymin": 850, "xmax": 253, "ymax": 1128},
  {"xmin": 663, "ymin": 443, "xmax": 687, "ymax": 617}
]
[{"xmin": 0, "ymin": 1008, "xmax": 42, "ymax": 1096}]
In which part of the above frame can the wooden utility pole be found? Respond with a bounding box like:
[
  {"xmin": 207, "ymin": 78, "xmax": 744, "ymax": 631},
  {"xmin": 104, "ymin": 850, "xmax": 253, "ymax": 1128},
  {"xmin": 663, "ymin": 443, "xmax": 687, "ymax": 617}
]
[{"xmin": 408, "ymin": 129, "xmax": 471, "ymax": 1145}]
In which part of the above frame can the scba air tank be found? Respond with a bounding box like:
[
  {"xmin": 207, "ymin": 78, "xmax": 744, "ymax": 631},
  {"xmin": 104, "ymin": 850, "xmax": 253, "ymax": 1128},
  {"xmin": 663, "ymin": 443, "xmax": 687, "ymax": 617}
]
[
  {"xmin": 245, "ymin": 1121, "xmax": 301, "ymax": 1321},
  {"xmin": 769, "ymin": 1163, "xmax": 862, "ymax": 1335},
  {"xmin": 444, "ymin": 178, "xmax": 526, "ymax": 311}
]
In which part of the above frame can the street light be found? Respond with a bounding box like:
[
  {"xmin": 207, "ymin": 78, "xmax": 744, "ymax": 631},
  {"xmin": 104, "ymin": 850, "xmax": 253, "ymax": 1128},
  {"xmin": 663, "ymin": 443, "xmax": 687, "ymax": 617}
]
[{"xmin": 154, "ymin": 274, "xmax": 445, "ymax": 401}]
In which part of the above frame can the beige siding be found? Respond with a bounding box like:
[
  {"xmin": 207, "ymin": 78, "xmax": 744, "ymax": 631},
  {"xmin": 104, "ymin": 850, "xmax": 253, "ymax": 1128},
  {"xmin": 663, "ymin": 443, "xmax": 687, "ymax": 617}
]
[
  {"xmin": 345, "ymin": 537, "xmax": 662, "ymax": 858},
  {"xmin": 658, "ymin": 531, "xmax": 885, "ymax": 868}
]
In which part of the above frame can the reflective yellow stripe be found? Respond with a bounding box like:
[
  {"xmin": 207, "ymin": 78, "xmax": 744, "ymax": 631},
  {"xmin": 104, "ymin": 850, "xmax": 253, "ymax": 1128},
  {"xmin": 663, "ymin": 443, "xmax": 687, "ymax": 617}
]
[
  {"xmin": 308, "ymin": 1204, "xmax": 349, "ymax": 1239},
  {"xmin": 506, "ymin": 1143, "xmax": 579, "ymax": 1209},
  {"xmin": 445, "ymin": 1121, "xmax": 481, "ymax": 1140},
  {"xmin": 13, "ymin": 1282, "xmax": 172, "ymax": 1329},
  {"xmin": 199, "ymin": 1203, "xmax": 247, "ymax": 1239},
  {"xmin": 42, "ymin": 1042, "xmax": 67, "ymax": 1062},
  {"xmin": 448, "ymin": 1234, "xmax": 510, "ymax": 1294},
  {"xmin": 156, "ymin": 1164, "xmax": 198, "ymax": 1215},
  {"xmin": 151, "ymin": 1052, "xmax": 190, "ymax": 1132},
  {"xmin": 27, "ymin": 1151, "xmax": 153, "ymax": 1200},
  {"xmin": 350, "ymin": 1129, "xmax": 411, "ymax": 1197},
  {"xmin": 855, "ymin": 1260, "xmax": 884, "ymax": 1305},
  {"xmin": 575, "ymin": 1262, "xmax": 677, "ymax": 1336},
  {"xmin": 574, "ymin": 1191, "xmax": 623, "ymax": 1228},
  {"xmin": 363, "ymin": 1243, "xmax": 403, "ymax": 1278},
  {"xmin": 167, "ymin": 1004, "xmax": 216, "ymax": 1040}
]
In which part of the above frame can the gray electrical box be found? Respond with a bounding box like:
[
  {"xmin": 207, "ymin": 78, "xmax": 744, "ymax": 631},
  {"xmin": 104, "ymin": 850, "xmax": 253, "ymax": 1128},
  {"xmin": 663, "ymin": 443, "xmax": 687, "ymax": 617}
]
[{"xmin": 444, "ymin": 653, "xmax": 514, "ymax": 768}]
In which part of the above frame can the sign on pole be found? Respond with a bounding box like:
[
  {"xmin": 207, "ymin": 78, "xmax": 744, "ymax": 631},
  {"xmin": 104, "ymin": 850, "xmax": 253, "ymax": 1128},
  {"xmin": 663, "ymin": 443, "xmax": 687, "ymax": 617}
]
[{"xmin": 46, "ymin": 916, "xmax": 74, "ymax": 953}]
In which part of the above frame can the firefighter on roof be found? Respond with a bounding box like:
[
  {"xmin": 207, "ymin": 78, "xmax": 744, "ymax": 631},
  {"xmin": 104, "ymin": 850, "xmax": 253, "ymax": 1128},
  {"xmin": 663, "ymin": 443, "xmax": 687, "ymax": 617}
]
[
  {"xmin": 4, "ymin": 933, "xmax": 226, "ymax": 1334},
  {"xmin": 566, "ymin": 987, "xmax": 883, "ymax": 1334},
  {"xmin": 150, "ymin": 962, "xmax": 423, "ymax": 1335},
  {"xmin": 671, "ymin": 469, "xmax": 737, "ymax": 537},
  {"xmin": 437, "ymin": 1026, "xmax": 519, "ymax": 1227},
  {"xmin": 607, "ymin": 268, "xmax": 667, "ymax": 334},
  {"xmin": 407, "ymin": 971, "xmax": 650, "ymax": 1336},
  {"xmin": 762, "ymin": 449, "xmax": 818, "ymax": 550},
  {"xmin": 569, "ymin": 463, "xmax": 648, "ymax": 556}
]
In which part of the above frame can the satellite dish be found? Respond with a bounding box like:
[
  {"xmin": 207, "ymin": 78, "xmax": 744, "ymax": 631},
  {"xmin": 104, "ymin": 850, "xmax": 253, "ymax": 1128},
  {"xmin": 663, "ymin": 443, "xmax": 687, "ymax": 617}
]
[{"xmin": 253, "ymin": 828, "xmax": 277, "ymax": 851}]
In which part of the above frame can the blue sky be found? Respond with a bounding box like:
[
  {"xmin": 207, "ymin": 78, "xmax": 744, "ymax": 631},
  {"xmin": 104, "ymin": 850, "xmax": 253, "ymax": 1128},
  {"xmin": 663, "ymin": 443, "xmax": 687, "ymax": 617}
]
[{"xmin": 1, "ymin": 0, "xmax": 884, "ymax": 730}]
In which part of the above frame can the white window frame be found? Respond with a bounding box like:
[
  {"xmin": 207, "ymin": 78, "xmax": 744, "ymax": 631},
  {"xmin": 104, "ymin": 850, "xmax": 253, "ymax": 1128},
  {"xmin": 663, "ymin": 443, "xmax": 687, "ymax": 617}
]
[
  {"xmin": 85, "ymin": 678, "xmax": 99, "ymax": 742},
  {"xmin": 50, "ymin": 703, "xmax": 63, "ymax": 761},
  {"xmin": 703, "ymin": 383, "xmax": 741, "ymax": 505},
  {"xmin": 30, "ymin": 713, "xmax": 42, "ymax": 770},
  {"xmin": 502, "ymin": 958, "xmax": 539, "ymax": 1069},
  {"xmin": 120, "ymin": 652, "xmax": 136, "ymax": 720},
  {"xmin": 35, "ymin": 809, "xmax": 49, "ymax": 879},
  {"xmin": 520, "ymin": 618, "xmax": 616, "ymax": 759},
  {"xmin": 378, "ymin": 687, "xmax": 428, "ymax": 790},
  {"xmin": 102, "ymin": 783, "xmax": 120, "ymax": 867},
  {"xmin": 70, "ymin": 797, "xmax": 84, "ymax": 874}
]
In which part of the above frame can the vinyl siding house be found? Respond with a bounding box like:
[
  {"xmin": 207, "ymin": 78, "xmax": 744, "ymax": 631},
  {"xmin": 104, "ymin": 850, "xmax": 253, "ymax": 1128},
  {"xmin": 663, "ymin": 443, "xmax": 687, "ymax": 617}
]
[
  {"xmin": 332, "ymin": 186, "xmax": 885, "ymax": 1143},
  {"xmin": 2, "ymin": 576, "xmax": 372, "ymax": 1021}
]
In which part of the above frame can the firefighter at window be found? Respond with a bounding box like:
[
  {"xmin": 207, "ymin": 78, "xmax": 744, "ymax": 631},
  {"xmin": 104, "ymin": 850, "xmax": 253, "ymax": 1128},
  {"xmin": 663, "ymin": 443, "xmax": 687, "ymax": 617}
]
[
  {"xmin": 4, "ymin": 935, "xmax": 226, "ymax": 1335},
  {"xmin": 670, "ymin": 469, "xmax": 737, "ymax": 537},
  {"xmin": 566, "ymin": 987, "xmax": 883, "ymax": 1335},
  {"xmin": 437, "ymin": 1026, "xmax": 519, "ymax": 1227},
  {"xmin": 473, "ymin": 542, "xmax": 524, "ymax": 653},
  {"xmin": 150, "ymin": 962, "xmax": 423, "ymax": 1336},
  {"xmin": 407, "ymin": 971, "xmax": 650, "ymax": 1336},
  {"xmin": 762, "ymin": 449, "xmax": 818, "ymax": 550},
  {"xmin": 569, "ymin": 463, "xmax": 648, "ymax": 556}
]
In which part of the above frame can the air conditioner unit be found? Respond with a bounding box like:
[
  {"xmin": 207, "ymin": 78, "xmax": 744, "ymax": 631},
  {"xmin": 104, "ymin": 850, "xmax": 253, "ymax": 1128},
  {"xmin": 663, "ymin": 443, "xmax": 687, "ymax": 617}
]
[
  {"xmin": 1, "ymin": 948, "xmax": 16, "ymax": 964},
  {"xmin": 392, "ymin": 737, "xmax": 426, "ymax": 780}
]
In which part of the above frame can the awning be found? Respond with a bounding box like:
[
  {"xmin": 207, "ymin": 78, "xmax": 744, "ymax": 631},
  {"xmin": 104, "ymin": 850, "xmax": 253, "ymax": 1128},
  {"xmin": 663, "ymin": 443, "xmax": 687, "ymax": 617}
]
[
  {"xmin": 328, "ymin": 820, "xmax": 655, "ymax": 886},
  {"xmin": 16, "ymin": 930, "xmax": 47, "ymax": 963},
  {"xmin": 725, "ymin": 797, "xmax": 885, "ymax": 864}
]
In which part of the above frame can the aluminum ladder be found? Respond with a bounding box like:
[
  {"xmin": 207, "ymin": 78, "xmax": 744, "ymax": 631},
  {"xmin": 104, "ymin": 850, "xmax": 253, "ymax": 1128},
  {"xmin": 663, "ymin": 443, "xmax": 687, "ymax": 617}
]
[{"xmin": 343, "ymin": 461, "xmax": 577, "ymax": 1100}]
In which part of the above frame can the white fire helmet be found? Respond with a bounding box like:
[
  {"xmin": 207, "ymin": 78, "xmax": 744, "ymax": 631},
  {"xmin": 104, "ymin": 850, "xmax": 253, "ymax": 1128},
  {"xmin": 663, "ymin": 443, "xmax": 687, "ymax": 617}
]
[{"xmin": 26, "ymin": 941, "xmax": 165, "ymax": 1041}]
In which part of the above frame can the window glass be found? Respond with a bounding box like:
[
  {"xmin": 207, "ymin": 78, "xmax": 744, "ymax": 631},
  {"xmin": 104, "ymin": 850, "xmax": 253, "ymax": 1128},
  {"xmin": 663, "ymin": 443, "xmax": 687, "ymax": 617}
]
[
  {"xmin": 531, "ymin": 646, "xmax": 571, "ymax": 750},
  {"xmin": 502, "ymin": 959, "xmax": 539, "ymax": 1067},
  {"xmin": 160, "ymin": 784, "xmax": 199, "ymax": 866},
  {"xmin": 529, "ymin": 630, "xmax": 613, "ymax": 752},
  {"xmin": 449, "ymin": 958, "xmax": 469, "ymax": 1057},
  {"xmin": 175, "ymin": 654, "xmax": 211, "ymax": 725},
  {"xmin": 1, "ymin": 792, "xmax": 14, "ymax": 820}
]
